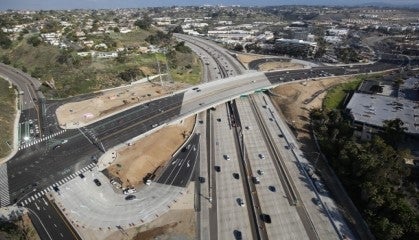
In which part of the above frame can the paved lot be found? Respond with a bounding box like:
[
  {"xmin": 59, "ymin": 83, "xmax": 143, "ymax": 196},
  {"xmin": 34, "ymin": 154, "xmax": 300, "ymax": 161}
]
[{"xmin": 51, "ymin": 168, "xmax": 186, "ymax": 230}]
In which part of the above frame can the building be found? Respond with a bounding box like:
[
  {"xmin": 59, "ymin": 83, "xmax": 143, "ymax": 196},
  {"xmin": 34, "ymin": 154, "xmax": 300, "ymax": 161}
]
[{"xmin": 345, "ymin": 77, "xmax": 419, "ymax": 140}]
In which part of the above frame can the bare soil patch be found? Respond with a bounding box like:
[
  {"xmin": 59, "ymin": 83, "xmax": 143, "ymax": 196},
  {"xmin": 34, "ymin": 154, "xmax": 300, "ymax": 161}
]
[
  {"xmin": 259, "ymin": 61, "xmax": 304, "ymax": 71},
  {"xmin": 106, "ymin": 117, "xmax": 196, "ymax": 188},
  {"xmin": 270, "ymin": 76, "xmax": 353, "ymax": 152},
  {"xmin": 56, "ymin": 80, "xmax": 187, "ymax": 128},
  {"xmin": 236, "ymin": 53, "xmax": 266, "ymax": 66}
]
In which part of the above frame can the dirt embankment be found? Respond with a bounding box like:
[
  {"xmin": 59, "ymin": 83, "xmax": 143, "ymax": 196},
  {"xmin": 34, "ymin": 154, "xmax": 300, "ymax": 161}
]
[
  {"xmin": 270, "ymin": 76, "xmax": 351, "ymax": 152},
  {"xmin": 56, "ymin": 80, "xmax": 187, "ymax": 128},
  {"xmin": 106, "ymin": 117, "xmax": 196, "ymax": 188}
]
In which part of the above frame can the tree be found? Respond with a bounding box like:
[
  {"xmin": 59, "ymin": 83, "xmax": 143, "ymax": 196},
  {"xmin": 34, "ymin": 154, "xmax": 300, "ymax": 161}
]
[
  {"xmin": 118, "ymin": 68, "xmax": 142, "ymax": 82},
  {"xmin": 233, "ymin": 44, "xmax": 243, "ymax": 52},
  {"xmin": 0, "ymin": 32, "xmax": 12, "ymax": 49},
  {"xmin": 135, "ymin": 14, "xmax": 152, "ymax": 30},
  {"xmin": 27, "ymin": 35, "xmax": 41, "ymax": 47},
  {"xmin": 1, "ymin": 55, "xmax": 11, "ymax": 64},
  {"xmin": 115, "ymin": 52, "xmax": 128, "ymax": 63},
  {"xmin": 381, "ymin": 118, "xmax": 406, "ymax": 148},
  {"xmin": 171, "ymin": 25, "xmax": 183, "ymax": 34}
]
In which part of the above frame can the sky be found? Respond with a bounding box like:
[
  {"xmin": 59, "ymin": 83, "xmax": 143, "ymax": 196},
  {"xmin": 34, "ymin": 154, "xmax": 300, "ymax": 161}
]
[{"xmin": 0, "ymin": 0, "xmax": 417, "ymax": 10}]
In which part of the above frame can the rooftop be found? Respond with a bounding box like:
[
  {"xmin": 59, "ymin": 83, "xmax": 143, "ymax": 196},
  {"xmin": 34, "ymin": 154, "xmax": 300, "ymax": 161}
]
[{"xmin": 346, "ymin": 92, "xmax": 419, "ymax": 135}]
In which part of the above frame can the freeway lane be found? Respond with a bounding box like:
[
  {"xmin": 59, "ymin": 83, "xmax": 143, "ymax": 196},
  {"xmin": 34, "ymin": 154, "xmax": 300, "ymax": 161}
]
[{"xmin": 156, "ymin": 134, "xmax": 199, "ymax": 187}]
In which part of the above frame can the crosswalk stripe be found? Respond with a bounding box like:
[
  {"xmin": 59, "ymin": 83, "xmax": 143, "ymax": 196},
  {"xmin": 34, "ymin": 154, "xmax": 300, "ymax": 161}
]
[{"xmin": 0, "ymin": 164, "xmax": 10, "ymax": 207}]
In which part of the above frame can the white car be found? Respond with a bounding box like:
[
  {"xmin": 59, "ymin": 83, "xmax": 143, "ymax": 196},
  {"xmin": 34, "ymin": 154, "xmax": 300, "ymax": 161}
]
[
  {"xmin": 123, "ymin": 188, "xmax": 136, "ymax": 195},
  {"xmin": 238, "ymin": 198, "xmax": 245, "ymax": 207},
  {"xmin": 224, "ymin": 154, "xmax": 230, "ymax": 161}
]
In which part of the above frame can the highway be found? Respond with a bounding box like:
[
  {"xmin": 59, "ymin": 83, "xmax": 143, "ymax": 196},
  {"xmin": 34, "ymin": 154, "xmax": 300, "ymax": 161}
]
[
  {"xmin": 178, "ymin": 34, "xmax": 361, "ymax": 239},
  {"xmin": 0, "ymin": 32, "xmax": 414, "ymax": 240}
]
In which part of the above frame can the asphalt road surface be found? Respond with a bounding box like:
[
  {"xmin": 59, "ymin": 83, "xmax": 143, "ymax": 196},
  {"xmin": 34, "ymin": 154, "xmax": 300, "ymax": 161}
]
[
  {"xmin": 4, "ymin": 92, "xmax": 185, "ymax": 207},
  {"xmin": 156, "ymin": 133, "xmax": 199, "ymax": 187},
  {"xmin": 26, "ymin": 196, "xmax": 81, "ymax": 240}
]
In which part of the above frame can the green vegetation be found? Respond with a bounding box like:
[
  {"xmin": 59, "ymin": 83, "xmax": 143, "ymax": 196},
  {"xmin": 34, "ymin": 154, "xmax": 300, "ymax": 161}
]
[
  {"xmin": 0, "ymin": 78, "xmax": 16, "ymax": 158},
  {"xmin": 323, "ymin": 79, "xmax": 362, "ymax": 110},
  {"xmin": 0, "ymin": 29, "xmax": 201, "ymax": 98},
  {"xmin": 310, "ymin": 108, "xmax": 419, "ymax": 240}
]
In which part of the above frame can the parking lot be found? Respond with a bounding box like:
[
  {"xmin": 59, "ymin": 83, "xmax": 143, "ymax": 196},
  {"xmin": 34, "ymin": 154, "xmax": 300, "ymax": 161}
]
[{"xmin": 50, "ymin": 168, "xmax": 186, "ymax": 230}]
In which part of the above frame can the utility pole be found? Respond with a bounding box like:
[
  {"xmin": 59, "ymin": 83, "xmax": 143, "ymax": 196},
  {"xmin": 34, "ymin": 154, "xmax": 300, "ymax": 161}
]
[{"xmin": 156, "ymin": 55, "xmax": 163, "ymax": 87}]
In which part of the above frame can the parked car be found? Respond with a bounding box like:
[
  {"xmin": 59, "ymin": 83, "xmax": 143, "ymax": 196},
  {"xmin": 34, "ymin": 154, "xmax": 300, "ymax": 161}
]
[
  {"xmin": 93, "ymin": 179, "xmax": 101, "ymax": 186},
  {"xmin": 125, "ymin": 195, "xmax": 136, "ymax": 200}
]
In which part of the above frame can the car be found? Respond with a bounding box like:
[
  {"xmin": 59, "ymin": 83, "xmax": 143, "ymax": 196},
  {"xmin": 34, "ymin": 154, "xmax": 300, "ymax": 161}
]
[
  {"xmin": 253, "ymin": 176, "xmax": 260, "ymax": 184},
  {"xmin": 258, "ymin": 153, "xmax": 265, "ymax": 159},
  {"xmin": 123, "ymin": 188, "xmax": 136, "ymax": 194},
  {"xmin": 53, "ymin": 144, "xmax": 61, "ymax": 150},
  {"xmin": 233, "ymin": 173, "xmax": 240, "ymax": 179},
  {"xmin": 93, "ymin": 179, "xmax": 101, "ymax": 186},
  {"xmin": 217, "ymin": 118, "xmax": 221, "ymax": 122},
  {"xmin": 257, "ymin": 170, "xmax": 264, "ymax": 175},
  {"xmin": 61, "ymin": 139, "xmax": 68, "ymax": 144},
  {"xmin": 53, "ymin": 186, "xmax": 60, "ymax": 192},
  {"xmin": 224, "ymin": 154, "xmax": 230, "ymax": 161},
  {"xmin": 260, "ymin": 213, "xmax": 272, "ymax": 223},
  {"xmin": 214, "ymin": 166, "xmax": 221, "ymax": 172},
  {"xmin": 268, "ymin": 186, "xmax": 276, "ymax": 192},
  {"xmin": 79, "ymin": 173, "xmax": 85, "ymax": 179},
  {"xmin": 199, "ymin": 120, "xmax": 204, "ymax": 124},
  {"xmin": 233, "ymin": 230, "xmax": 242, "ymax": 240},
  {"xmin": 312, "ymin": 197, "xmax": 321, "ymax": 206},
  {"xmin": 192, "ymin": 87, "xmax": 199, "ymax": 90},
  {"xmin": 145, "ymin": 179, "xmax": 152, "ymax": 185},
  {"xmin": 237, "ymin": 198, "xmax": 245, "ymax": 207},
  {"xmin": 199, "ymin": 177, "xmax": 205, "ymax": 183},
  {"xmin": 125, "ymin": 195, "xmax": 136, "ymax": 200}
]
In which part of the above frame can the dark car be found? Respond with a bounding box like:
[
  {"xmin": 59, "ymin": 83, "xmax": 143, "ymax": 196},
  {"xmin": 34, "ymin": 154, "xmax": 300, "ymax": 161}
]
[
  {"xmin": 233, "ymin": 230, "xmax": 242, "ymax": 240},
  {"xmin": 233, "ymin": 173, "xmax": 240, "ymax": 179},
  {"xmin": 125, "ymin": 195, "xmax": 136, "ymax": 200},
  {"xmin": 79, "ymin": 173, "xmax": 85, "ymax": 179},
  {"xmin": 53, "ymin": 186, "xmax": 60, "ymax": 192},
  {"xmin": 93, "ymin": 179, "xmax": 101, "ymax": 186},
  {"xmin": 199, "ymin": 177, "xmax": 206, "ymax": 183},
  {"xmin": 260, "ymin": 213, "xmax": 272, "ymax": 223},
  {"xmin": 268, "ymin": 186, "xmax": 276, "ymax": 192},
  {"xmin": 214, "ymin": 166, "xmax": 221, "ymax": 172}
]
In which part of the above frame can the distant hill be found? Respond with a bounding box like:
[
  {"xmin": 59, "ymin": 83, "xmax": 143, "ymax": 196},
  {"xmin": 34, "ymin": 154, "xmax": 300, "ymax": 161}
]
[{"xmin": 358, "ymin": 2, "xmax": 419, "ymax": 9}]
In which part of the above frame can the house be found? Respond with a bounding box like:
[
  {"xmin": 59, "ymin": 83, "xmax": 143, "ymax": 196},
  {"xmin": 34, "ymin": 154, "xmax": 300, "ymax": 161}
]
[{"xmin": 95, "ymin": 52, "xmax": 118, "ymax": 59}]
